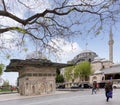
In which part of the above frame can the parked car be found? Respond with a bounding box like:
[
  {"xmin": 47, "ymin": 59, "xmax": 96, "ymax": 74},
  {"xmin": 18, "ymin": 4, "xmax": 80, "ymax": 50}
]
[
  {"xmin": 71, "ymin": 83, "xmax": 92, "ymax": 89},
  {"xmin": 79, "ymin": 83, "xmax": 92, "ymax": 89},
  {"xmin": 56, "ymin": 84, "xmax": 65, "ymax": 89},
  {"xmin": 71, "ymin": 84, "xmax": 80, "ymax": 89},
  {"xmin": 113, "ymin": 83, "xmax": 120, "ymax": 89}
]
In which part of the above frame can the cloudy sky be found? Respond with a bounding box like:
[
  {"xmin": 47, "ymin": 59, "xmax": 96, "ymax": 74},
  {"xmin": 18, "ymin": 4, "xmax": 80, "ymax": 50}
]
[{"xmin": 0, "ymin": 0, "xmax": 120, "ymax": 85}]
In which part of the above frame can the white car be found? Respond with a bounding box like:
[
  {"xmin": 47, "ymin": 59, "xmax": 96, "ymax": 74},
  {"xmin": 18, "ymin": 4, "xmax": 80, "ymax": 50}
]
[{"xmin": 113, "ymin": 83, "xmax": 120, "ymax": 89}]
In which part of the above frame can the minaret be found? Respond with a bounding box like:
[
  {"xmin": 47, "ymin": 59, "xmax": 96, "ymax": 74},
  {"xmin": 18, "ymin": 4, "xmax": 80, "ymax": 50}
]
[{"xmin": 108, "ymin": 28, "xmax": 114, "ymax": 62}]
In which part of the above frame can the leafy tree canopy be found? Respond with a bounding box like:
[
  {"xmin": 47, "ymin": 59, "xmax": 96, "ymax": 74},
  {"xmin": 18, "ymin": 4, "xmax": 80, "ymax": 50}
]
[
  {"xmin": 2, "ymin": 79, "xmax": 10, "ymax": 87},
  {"xmin": 56, "ymin": 74, "xmax": 64, "ymax": 83},
  {"xmin": 0, "ymin": 63, "xmax": 4, "ymax": 75},
  {"xmin": 64, "ymin": 66, "xmax": 75, "ymax": 81},
  {"xmin": 74, "ymin": 61, "xmax": 91, "ymax": 81}
]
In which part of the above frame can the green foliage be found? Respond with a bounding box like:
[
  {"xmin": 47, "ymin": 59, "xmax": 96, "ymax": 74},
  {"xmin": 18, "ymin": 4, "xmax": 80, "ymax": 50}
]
[
  {"xmin": 95, "ymin": 26, "xmax": 102, "ymax": 35},
  {"xmin": 56, "ymin": 69, "xmax": 64, "ymax": 83},
  {"xmin": 2, "ymin": 80, "xmax": 10, "ymax": 87},
  {"xmin": 0, "ymin": 64, "xmax": 4, "ymax": 75},
  {"xmin": 64, "ymin": 66, "xmax": 75, "ymax": 81},
  {"xmin": 6, "ymin": 54, "xmax": 11, "ymax": 59},
  {"xmin": 56, "ymin": 69, "xmax": 60, "ymax": 75},
  {"xmin": 11, "ymin": 27, "xmax": 27, "ymax": 34},
  {"xmin": 0, "ymin": 66, "xmax": 2, "ymax": 75},
  {"xmin": 56, "ymin": 74, "xmax": 64, "ymax": 83},
  {"xmin": 74, "ymin": 61, "xmax": 91, "ymax": 81},
  {"xmin": 23, "ymin": 48, "xmax": 28, "ymax": 52},
  {"xmin": 64, "ymin": 62, "xmax": 92, "ymax": 82},
  {"xmin": 1, "ymin": 80, "xmax": 11, "ymax": 91}
]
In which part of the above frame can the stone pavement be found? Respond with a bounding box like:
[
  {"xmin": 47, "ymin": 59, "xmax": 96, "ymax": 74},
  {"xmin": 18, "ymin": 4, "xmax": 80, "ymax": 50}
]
[
  {"xmin": 0, "ymin": 88, "xmax": 84, "ymax": 101},
  {"xmin": 0, "ymin": 90, "xmax": 69, "ymax": 101},
  {"xmin": 0, "ymin": 89, "xmax": 120, "ymax": 105}
]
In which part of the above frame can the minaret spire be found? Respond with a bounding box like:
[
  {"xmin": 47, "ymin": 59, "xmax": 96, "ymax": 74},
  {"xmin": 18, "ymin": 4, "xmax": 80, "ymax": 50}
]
[{"xmin": 108, "ymin": 27, "xmax": 114, "ymax": 62}]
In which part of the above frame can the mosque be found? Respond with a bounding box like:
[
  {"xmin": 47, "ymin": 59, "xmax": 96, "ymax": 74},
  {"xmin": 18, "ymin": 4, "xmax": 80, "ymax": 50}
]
[{"xmin": 69, "ymin": 29, "xmax": 120, "ymax": 86}]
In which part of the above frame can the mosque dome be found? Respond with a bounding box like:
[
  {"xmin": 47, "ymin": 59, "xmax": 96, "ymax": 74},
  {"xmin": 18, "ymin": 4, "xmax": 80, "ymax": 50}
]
[
  {"xmin": 80, "ymin": 49, "xmax": 95, "ymax": 54},
  {"xmin": 71, "ymin": 49, "xmax": 98, "ymax": 64}
]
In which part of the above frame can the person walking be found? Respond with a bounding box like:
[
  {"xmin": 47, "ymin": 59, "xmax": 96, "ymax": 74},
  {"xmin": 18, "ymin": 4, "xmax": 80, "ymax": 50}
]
[
  {"xmin": 92, "ymin": 81, "xmax": 97, "ymax": 94},
  {"xmin": 96, "ymin": 83, "xmax": 99, "ymax": 91},
  {"xmin": 105, "ymin": 80, "xmax": 113, "ymax": 102}
]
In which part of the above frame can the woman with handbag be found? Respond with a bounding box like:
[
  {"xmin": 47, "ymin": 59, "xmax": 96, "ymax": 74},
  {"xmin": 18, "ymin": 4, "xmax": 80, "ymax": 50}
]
[{"xmin": 105, "ymin": 80, "xmax": 113, "ymax": 102}]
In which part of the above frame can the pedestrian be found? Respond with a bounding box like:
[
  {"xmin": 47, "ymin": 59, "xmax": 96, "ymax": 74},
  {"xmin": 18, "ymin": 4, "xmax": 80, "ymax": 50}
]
[
  {"xmin": 96, "ymin": 83, "xmax": 99, "ymax": 91},
  {"xmin": 105, "ymin": 80, "xmax": 113, "ymax": 102},
  {"xmin": 92, "ymin": 81, "xmax": 97, "ymax": 94}
]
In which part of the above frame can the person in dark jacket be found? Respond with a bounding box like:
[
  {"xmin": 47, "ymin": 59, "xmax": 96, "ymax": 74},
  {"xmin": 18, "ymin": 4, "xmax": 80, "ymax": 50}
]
[
  {"xmin": 92, "ymin": 81, "xmax": 97, "ymax": 94},
  {"xmin": 105, "ymin": 80, "xmax": 113, "ymax": 102}
]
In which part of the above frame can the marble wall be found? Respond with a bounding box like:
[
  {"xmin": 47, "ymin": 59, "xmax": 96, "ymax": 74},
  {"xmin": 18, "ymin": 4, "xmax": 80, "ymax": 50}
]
[{"xmin": 18, "ymin": 66, "xmax": 56, "ymax": 96}]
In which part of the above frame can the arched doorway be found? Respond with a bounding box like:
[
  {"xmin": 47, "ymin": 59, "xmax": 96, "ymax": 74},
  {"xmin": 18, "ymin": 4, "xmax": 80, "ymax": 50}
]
[{"xmin": 32, "ymin": 85, "xmax": 35, "ymax": 94}]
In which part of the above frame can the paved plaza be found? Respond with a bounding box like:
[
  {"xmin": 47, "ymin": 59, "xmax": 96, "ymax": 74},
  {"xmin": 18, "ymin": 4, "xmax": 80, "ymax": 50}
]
[{"xmin": 0, "ymin": 89, "xmax": 120, "ymax": 105}]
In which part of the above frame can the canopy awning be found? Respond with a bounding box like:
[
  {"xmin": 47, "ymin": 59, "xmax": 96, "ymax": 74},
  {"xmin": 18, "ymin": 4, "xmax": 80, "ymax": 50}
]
[{"xmin": 5, "ymin": 59, "xmax": 73, "ymax": 72}]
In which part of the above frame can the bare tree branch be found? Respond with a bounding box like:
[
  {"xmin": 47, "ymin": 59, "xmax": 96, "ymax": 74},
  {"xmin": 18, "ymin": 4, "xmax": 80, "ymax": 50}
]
[
  {"xmin": 0, "ymin": 0, "xmax": 120, "ymax": 58},
  {"xmin": 1, "ymin": 0, "xmax": 7, "ymax": 11}
]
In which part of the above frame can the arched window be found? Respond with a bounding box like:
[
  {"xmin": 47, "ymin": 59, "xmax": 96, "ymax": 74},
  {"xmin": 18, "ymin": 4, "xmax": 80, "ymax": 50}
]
[
  {"xmin": 32, "ymin": 85, "xmax": 35, "ymax": 94},
  {"xmin": 89, "ymin": 58, "xmax": 91, "ymax": 62},
  {"xmin": 102, "ymin": 65, "xmax": 105, "ymax": 69}
]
